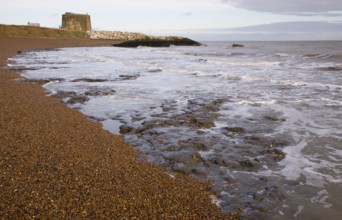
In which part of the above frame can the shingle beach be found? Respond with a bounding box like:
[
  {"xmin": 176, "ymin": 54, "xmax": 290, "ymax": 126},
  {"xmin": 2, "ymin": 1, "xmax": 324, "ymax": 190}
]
[{"xmin": 0, "ymin": 37, "xmax": 238, "ymax": 219}]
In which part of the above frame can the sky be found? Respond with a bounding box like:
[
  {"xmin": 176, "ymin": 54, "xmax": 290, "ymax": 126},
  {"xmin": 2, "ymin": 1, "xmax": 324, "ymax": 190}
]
[{"xmin": 1, "ymin": 0, "xmax": 342, "ymax": 40}]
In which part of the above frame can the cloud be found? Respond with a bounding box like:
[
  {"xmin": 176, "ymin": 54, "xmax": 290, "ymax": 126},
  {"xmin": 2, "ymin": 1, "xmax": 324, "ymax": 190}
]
[
  {"xmin": 221, "ymin": 0, "xmax": 342, "ymax": 16},
  {"xmin": 183, "ymin": 12, "xmax": 193, "ymax": 16},
  {"xmin": 2, "ymin": 0, "xmax": 218, "ymax": 11},
  {"xmin": 227, "ymin": 21, "xmax": 342, "ymax": 32}
]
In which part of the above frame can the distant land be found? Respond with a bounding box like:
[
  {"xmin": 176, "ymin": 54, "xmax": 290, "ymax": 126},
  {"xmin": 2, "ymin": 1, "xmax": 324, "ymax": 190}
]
[
  {"xmin": 0, "ymin": 24, "xmax": 201, "ymax": 47},
  {"xmin": 183, "ymin": 21, "xmax": 342, "ymax": 41}
]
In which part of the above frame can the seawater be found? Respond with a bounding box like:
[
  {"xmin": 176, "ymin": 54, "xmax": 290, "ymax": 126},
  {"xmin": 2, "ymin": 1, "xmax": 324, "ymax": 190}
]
[{"xmin": 9, "ymin": 41, "xmax": 342, "ymax": 219}]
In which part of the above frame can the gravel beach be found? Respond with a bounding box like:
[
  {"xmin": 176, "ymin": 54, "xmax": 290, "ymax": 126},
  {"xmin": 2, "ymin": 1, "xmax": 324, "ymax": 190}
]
[{"xmin": 0, "ymin": 37, "xmax": 236, "ymax": 219}]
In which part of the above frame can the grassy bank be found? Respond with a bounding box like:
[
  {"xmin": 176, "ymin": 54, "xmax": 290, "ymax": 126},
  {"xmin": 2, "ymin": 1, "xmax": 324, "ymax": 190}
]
[{"xmin": 0, "ymin": 24, "xmax": 88, "ymax": 39}]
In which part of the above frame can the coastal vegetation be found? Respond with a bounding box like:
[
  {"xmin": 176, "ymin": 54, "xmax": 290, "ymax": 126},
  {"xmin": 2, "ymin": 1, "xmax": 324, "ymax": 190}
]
[{"xmin": 0, "ymin": 24, "xmax": 88, "ymax": 39}]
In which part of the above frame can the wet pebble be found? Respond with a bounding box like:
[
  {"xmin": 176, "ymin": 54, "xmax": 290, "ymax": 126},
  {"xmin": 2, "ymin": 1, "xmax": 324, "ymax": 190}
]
[
  {"xmin": 71, "ymin": 78, "xmax": 108, "ymax": 82},
  {"xmin": 119, "ymin": 74, "xmax": 140, "ymax": 80},
  {"xmin": 84, "ymin": 87, "xmax": 116, "ymax": 96},
  {"xmin": 67, "ymin": 96, "xmax": 89, "ymax": 104},
  {"xmin": 119, "ymin": 125, "xmax": 136, "ymax": 134},
  {"xmin": 223, "ymin": 127, "xmax": 246, "ymax": 134},
  {"xmin": 52, "ymin": 90, "xmax": 77, "ymax": 99}
]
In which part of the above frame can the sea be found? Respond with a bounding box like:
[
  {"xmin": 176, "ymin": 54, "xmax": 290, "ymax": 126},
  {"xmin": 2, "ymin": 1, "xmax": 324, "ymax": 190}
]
[{"xmin": 9, "ymin": 41, "xmax": 342, "ymax": 219}]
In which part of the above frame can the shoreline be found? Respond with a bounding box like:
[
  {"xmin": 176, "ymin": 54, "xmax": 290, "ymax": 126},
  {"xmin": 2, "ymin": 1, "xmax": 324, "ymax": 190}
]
[{"xmin": 0, "ymin": 37, "xmax": 236, "ymax": 218}]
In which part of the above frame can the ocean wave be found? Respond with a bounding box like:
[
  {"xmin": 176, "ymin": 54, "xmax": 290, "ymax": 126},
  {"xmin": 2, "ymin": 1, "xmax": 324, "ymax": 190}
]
[
  {"xmin": 207, "ymin": 59, "xmax": 281, "ymax": 66},
  {"xmin": 302, "ymin": 53, "xmax": 342, "ymax": 62},
  {"xmin": 303, "ymin": 53, "xmax": 332, "ymax": 59},
  {"xmin": 274, "ymin": 53, "xmax": 289, "ymax": 57},
  {"xmin": 318, "ymin": 65, "xmax": 342, "ymax": 71}
]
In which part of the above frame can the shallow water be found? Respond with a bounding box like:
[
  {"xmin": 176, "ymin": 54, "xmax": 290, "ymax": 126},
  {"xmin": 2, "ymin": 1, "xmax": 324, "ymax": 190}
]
[{"xmin": 9, "ymin": 41, "xmax": 342, "ymax": 219}]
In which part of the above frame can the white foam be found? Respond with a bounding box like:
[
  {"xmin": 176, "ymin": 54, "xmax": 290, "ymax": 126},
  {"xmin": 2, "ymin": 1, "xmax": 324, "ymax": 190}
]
[
  {"xmin": 310, "ymin": 190, "xmax": 333, "ymax": 208},
  {"xmin": 167, "ymin": 173, "xmax": 176, "ymax": 179},
  {"xmin": 277, "ymin": 137, "xmax": 342, "ymax": 187},
  {"xmin": 207, "ymin": 59, "xmax": 281, "ymax": 66},
  {"xmin": 236, "ymin": 99, "xmax": 277, "ymax": 106},
  {"xmin": 209, "ymin": 194, "xmax": 221, "ymax": 207},
  {"xmin": 198, "ymin": 149, "xmax": 215, "ymax": 160},
  {"xmin": 274, "ymin": 53, "xmax": 289, "ymax": 57},
  {"xmin": 102, "ymin": 119, "xmax": 122, "ymax": 135},
  {"xmin": 293, "ymin": 205, "xmax": 304, "ymax": 218}
]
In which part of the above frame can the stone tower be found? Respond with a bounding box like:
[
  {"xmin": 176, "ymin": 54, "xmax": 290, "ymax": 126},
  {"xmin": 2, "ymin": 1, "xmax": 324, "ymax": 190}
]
[{"xmin": 61, "ymin": 13, "xmax": 91, "ymax": 32}]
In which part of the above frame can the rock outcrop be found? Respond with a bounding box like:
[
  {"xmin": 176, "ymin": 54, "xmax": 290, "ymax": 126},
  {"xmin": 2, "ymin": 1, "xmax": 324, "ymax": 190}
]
[
  {"xmin": 89, "ymin": 31, "xmax": 201, "ymax": 47},
  {"xmin": 112, "ymin": 36, "xmax": 202, "ymax": 47},
  {"xmin": 232, "ymin": 43, "xmax": 245, "ymax": 48}
]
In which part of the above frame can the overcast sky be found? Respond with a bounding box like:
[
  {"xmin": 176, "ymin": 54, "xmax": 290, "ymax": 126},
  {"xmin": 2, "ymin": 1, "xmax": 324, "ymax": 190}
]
[{"xmin": 1, "ymin": 0, "xmax": 341, "ymax": 40}]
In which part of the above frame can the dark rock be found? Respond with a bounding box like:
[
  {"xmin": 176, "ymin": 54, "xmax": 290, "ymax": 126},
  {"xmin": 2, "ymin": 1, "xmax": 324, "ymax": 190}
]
[
  {"xmin": 178, "ymin": 139, "xmax": 211, "ymax": 151},
  {"xmin": 232, "ymin": 43, "xmax": 245, "ymax": 48},
  {"xmin": 240, "ymin": 210, "xmax": 269, "ymax": 220},
  {"xmin": 224, "ymin": 127, "xmax": 246, "ymax": 133},
  {"xmin": 84, "ymin": 87, "xmax": 116, "ymax": 96},
  {"xmin": 319, "ymin": 66, "xmax": 342, "ymax": 71},
  {"xmin": 71, "ymin": 78, "xmax": 108, "ymax": 82},
  {"xmin": 195, "ymin": 58, "xmax": 207, "ymax": 62},
  {"xmin": 119, "ymin": 74, "xmax": 140, "ymax": 80},
  {"xmin": 161, "ymin": 101, "xmax": 178, "ymax": 112},
  {"xmin": 141, "ymin": 130, "xmax": 164, "ymax": 137},
  {"xmin": 141, "ymin": 119, "xmax": 184, "ymax": 130},
  {"xmin": 261, "ymin": 148, "xmax": 286, "ymax": 161},
  {"xmin": 193, "ymin": 166, "xmax": 208, "ymax": 176},
  {"xmin": 239, "ymin": 159, "xmax": 261, "ymax": 170},
  {"xmin": 252, "ymin": 186, "xmax": 285, "ymax": 204},
  {"xmin": 163, "ymin": 144, "xmax": 184, "ymax": 152},
  {"xmin": 161, "ymin": 151, "xmax": 202, "ymax": 166},
  {"xmin": 188, "ymin": 116, "xmax": 215, "ymax": 128},
  {"xmin": 202, "ymin": 105, "xmax": 220, "ymax": 112},
  {"xmin": 12, "ymin": 66, "xmax": 42, "ymax": 72},
  {"xmin": 131, "ymin": 116, "xmax": 145, "ymax": 122},
  {"xmin": 265, "ymin": 186, "xmax": 285, "ymax": 201},
  {"xmin": 23, "ymin": 78, "xmax": 63, "ymax": 85},
  {"xmin": 244, "ymin": 136, "xmax": 262, "ymax": 142},
  {"xmin": 113, "ymin": 37, "xmax": 202, "ymax": 48},
  {"xmin": 259, "ymin": 177, "xmax": 268, "ymax": 182},
  {"xmin": 263, "ymin": 115, "xmax": 286, "ymax": 122},
  {"xmin": 206, "ymin": 155, "xmax": 227, "ymax": 166},
  {"xmin": 211, "ymin": 98, "xmax": 229, "ymax": 105},
  {"xmin": 267, "ymin": 139, "xmax": 289, "ymax": 148},
  {"xmin": 172, "ymin": 163, "xmax": 191, "ymax": 174},
  {"xmin": 148, "ymin": 68, "xmax": 163, "ymax": 73},
  {"xmin": 244, "ymin": 136, "xmax": 288, "ymax": 148},
  {"xmin": 52, "ymin": 90, "xmax": 77, "ymax": 98},
  {"xmin": 87, "ymin": 116, "xmax": 106, "ymax": 122},
  {"xmin": 67, "ymin": 96, "xmax": 89, "ymax": 104},
  {"xmin": 119, "ymin": 125, "xmax": 135, "ymax": 134}
]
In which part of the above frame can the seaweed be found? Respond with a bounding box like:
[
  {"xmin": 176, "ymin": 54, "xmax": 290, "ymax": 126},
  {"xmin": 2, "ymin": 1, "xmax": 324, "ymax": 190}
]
[{"xmin": 113, "ymin": 36, "xmax": 201, "ymax": 47}]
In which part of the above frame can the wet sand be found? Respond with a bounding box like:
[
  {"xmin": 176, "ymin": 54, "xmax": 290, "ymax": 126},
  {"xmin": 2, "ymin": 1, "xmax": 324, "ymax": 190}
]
[{"xmin": 0, "ymin": 37, "xmax": 237, "ymax": 219}]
